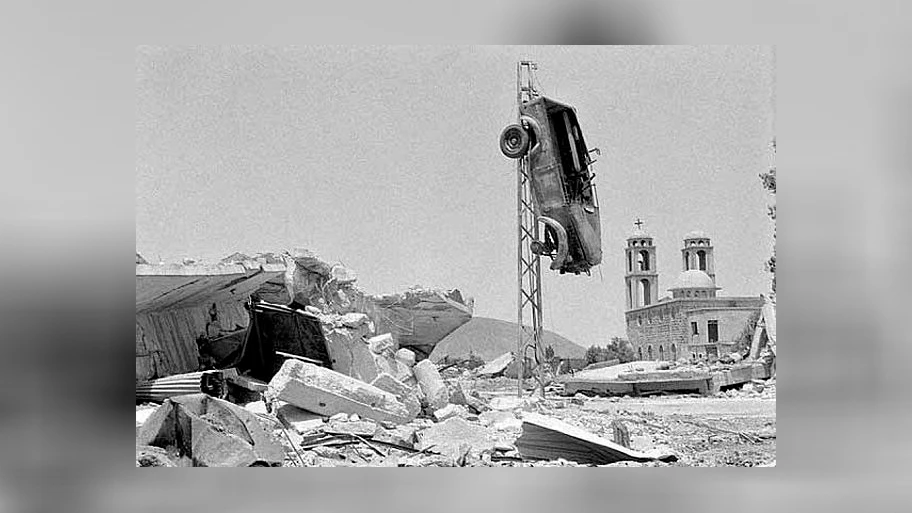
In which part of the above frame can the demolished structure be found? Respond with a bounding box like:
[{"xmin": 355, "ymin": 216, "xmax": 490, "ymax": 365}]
[
  {"xmin": 136, "ymin": 248, "xmax": 474, "ymax": 385},
  {"xmin": 136, "ymin": 248, "xmax": 770, "ymax": 468}
]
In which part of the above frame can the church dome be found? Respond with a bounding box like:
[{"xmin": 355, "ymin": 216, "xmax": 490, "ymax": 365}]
[
  {"xmin": 670, "ymin": 270, "xmax": 715, "ymax": 289},
  {"xmin": 683, "ymin": 230, "xmax": 708, "ymax": 240}
]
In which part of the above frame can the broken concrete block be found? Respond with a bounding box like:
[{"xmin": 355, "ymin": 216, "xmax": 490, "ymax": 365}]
[
  {"xmin": 137, "ymin": 394, "xmax": 283, "ymax": 467},
  {"xmin": 322, "ymin": 324, "xmax": 383, "ymax": 383},
  {"xmin": 368, "ymin": 333, "xmax": 397, "ymax": 355},
  {"xmin": 373, "ymin": 351, "xmax": 399, "ymax": 379},
  {"xmin": 243, "ymin": 400, "xmax": 269, "ymax": 415},
  {"xmin": 463, "ymin": 391, "xmax": 490, "ymax": 414},
  {"xmin": 393, "ymin": 359, "xmax": 417, "ymax": 386},
  {"xmin": 493, "ymin": 441, "xmax": 516, "ymax": 452},
  {"xmin": 372, "ymin": 425, "xmax": 417, "ymax": 449},
  {"xmin": 570, "ymin": 393, "xmax": 588, "ymax": 406},
  {"xmin": 326, "ymin": 419, "xmax": 378, "ymax": 437},
  {"xmin": 395, "ymin": 348, "xmax": 416, "ymax": 367},
  {"xmin": 370, "ymin": 373, "xmax": 422, "ymax": 419},
  {"xmin": 136, "ymin": 406, "xmax": 156, "ymax": 435},
  {"xmin": 416, "ymin": 417, "xmax": 496, "ymax": 461},
  {"xmin": 477, "ymin": 352, "xmax": 514, "ymax": 377},
  {"xmin": 276, "ymin": 404, "xmax": 326, "ymax": 434},
  {"xmin": 479, "ymin": 410, "xmax": 522, "ymax": 431},
  {"xmin": 265, "ymin": 359, "xmax": 414, "ymax": 424},
  {"xmin": 340, "ymin": 312, "xmax": 369, "ymax": 328},
  {"xmin": 433, "ymin": 403, "xmax": 467, "ymax": 422},
  {"xmin": 413, "ymin": 360, "xmax": 449, "ymax": 411},
  {"xmin": 488, "ymin": 396, "xmax": 525, "ymax": 411},
  {"xmin": 136, "ymin": 445, "xmax": 178, "ymax": 467},
  {"xmin": 448, "ymin": 383, "xmax": 468, "ymax": 406}
]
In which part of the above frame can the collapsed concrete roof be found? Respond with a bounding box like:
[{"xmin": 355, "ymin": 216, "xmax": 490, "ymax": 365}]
[
  {"xmin": 136, "ymin": 249, "xmax": 474, "ymax": 380},
  {"xmin": 136, "ymin": 261, "xmax": 286, "ymax": 313}
]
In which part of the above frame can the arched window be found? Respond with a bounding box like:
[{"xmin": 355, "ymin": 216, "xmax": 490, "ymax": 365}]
[
  {"xmin": 640, "ymin": 279, "xmax": 651, "ymax": 305},
  {"xmin": 684, "ymin": 253, "xmax": 690, "ymax": 270},
  {"xmin": 647, "ymin": 345, "xmax": 653, "ymax": 360},
  {"xmin": 627, "ymin": 251, "xmax": 632, "ymax": 272},
  {"xmin": 671, "ymin": 344, "xmax": 677, "ymax": 360},
  {"xmin": 697, "ymin": 250, "xmax": 707, "ymax": 271},
  {"xmin": 638, "ymin": 347, "xmax": 643, "ymax": 360},
  {"xmin": 658, "ymin": 345, "xmax": 664, "ymax": 361},
  {"xmin": 637, "ymin": 250, "xmax": 650, "ymax": 271}
]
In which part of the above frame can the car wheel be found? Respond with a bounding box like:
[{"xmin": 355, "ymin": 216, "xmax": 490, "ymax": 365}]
[{"xmin": 500, "ymin": 124, "xmax": 529, "ymax": 159}]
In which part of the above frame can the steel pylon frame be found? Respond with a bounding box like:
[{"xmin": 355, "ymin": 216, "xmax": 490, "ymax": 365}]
[{"xmin": 516, "ymin": 61, "xmax": 547, "ymax": 398}]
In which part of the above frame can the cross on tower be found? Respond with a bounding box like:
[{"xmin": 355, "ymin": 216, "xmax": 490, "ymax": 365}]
[{"xmin": 634, "ymin": 218, "xmax": 644, "ymax": 230}]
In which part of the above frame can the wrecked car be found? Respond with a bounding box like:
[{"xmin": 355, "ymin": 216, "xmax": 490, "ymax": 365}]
[{"xmin": 499, "ymin": 95, "xmax": 602, "ymax": 274}]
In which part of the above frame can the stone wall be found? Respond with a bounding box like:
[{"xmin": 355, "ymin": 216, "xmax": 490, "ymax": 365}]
[
  {"xmin": 686, "ymin": 308, "xmax": 759, "ymax": 346},
  {"xmin": 624, "ymin": 297, "xmax": 762, "ymax": 362}
]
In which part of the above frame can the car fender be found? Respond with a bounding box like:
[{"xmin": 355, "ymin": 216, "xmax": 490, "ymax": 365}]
[{"xmin": 538, "ymin": 216, "xmax": 569, "ymax": 270}]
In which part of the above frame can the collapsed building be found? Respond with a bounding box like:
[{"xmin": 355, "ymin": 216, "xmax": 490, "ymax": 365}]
[{"xmin": 135, "ymin": 249, "xmax": 474, "ymax": 385}]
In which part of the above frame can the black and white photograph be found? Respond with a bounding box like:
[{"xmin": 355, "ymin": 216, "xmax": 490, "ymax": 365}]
[{"xmin": 135, "ymin": 46, "xmax": 776, "ymax": 467}]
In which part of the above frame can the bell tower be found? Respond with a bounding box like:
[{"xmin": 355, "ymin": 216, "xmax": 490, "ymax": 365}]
[
  {"xmin": 681, "ymin": 230, "xmax": 715, "ymax": 283},
  {"xmin": 625, "ymin": 219, "xmax": 659, "ymax": 310}
]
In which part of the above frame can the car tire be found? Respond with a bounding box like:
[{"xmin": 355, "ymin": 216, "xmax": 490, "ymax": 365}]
[{"xmin": 500, "ymin": 124, "xmax": 529, "ymax": 159}]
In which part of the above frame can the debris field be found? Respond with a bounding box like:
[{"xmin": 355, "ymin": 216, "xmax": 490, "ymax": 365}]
[{"xmin": 135, "ymin": 249, "xmax": 775, "ymax": 467}]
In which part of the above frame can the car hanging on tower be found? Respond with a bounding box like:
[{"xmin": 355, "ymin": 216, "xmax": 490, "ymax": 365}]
[{"xmin": 500, "ymin": 94, "xmax": 603, "ymax": 275}]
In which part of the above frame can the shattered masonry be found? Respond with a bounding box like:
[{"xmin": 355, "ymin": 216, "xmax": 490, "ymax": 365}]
[{"xmin": 136, "ymin": 248, "xmax": 775, "ymax": 468}]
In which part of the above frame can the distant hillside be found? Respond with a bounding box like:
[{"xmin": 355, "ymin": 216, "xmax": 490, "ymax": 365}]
[{"xmin": 429, "ymin": 317, "xmax": 587, "ymax": 362}]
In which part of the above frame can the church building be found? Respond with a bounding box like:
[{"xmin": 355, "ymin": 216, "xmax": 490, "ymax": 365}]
[{"xmin": 624, "ymin": 223, "xmax": 762, "ymax": 361}]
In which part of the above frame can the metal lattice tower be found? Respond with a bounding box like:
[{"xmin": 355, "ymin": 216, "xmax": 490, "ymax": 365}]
[{"xmin": 516, "ymin": 61, "xmax": 546, "ymax": 398}]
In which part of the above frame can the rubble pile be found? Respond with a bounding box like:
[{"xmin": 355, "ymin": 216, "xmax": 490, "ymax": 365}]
[
  {"xmin": 137, "ymin": 345, "xmax": 779, "ymax": 466},
  {"xmin": 136, "ymin": 250, "xmax": 774, "ymax": 467},
  {"xmin": 277, "ymin": 248, "xmax": 474, "ymax": 359}
]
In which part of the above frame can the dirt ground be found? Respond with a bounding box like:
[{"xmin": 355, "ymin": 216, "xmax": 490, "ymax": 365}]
[
  {"xmin": 274, "ymin": 376, "xmax": 775, "ymax": 467},
  {"xmin": 470, "ymin": 377, "xmax": 776, "ymax": 467}
]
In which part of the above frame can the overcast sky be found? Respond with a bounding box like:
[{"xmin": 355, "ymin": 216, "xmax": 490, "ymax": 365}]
[{"xmin": 136, "ymin": 45, "xmax": 774, "ymax": 348}]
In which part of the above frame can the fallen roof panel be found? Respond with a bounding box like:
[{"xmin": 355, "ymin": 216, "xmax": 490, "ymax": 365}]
[{"xmin": 136, "ymin": 263, "xmax": 286, "ymax": 312}]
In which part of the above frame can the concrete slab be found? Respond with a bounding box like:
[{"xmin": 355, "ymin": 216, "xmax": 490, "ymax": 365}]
[
  {"xmin": 276, "ymin": 404, "xmax": 326, "ymax": 434},
  {"xmin": 515, "ymin": 412, "xmax": 677, "ymax": 465},
  {"xmin": 136, "ymin": 263, "xmax": 285, "ymax": 313},
  {"xmin": 136, "ymin": 393, "xmax": 284, "ymax": 467},
  {"xmin": 370, "ymin": 373, "xmax": 421, "ymax": 419},
  {"xmin": 413, "ymin": 360, "xmax": 448, "ymax": 411},
  {"xmin": 265, "ymin": 360, "xmax": 413, "ymax": 424}
]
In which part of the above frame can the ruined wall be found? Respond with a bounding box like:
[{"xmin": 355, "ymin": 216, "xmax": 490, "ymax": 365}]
[
  {"xmin": 686, "ymin": 308, "xmax": 759, "ymax": 346},
  {"xmin": 625, "ymin": 302, "xmax": 688, "ymax": 361},
  {"xmin": 624, "ymin": 297, "xmax": 762, "ymax": 361},
  {"xmin": 280, "ymin": 249, "xmax": 473, "ymax": 359},
  {"xmin": 136, "ymin": 300, "xmax": 249, "ymax": 381}
]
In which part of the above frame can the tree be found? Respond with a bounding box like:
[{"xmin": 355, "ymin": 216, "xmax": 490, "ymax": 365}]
[
  {"xmin": 585, "ymin": 338, "xmax": 635, "ymax": 364},
  {"xmin": 606, "ymin": 337, "xmax": 636, "ymax": 363},
  {"xmin": 544, "ymin": 345, "xmax": 555, "ymax": 361},
  {"xmin": 759, "ymin": 138, "xmax": 776, "ymax": 293}
]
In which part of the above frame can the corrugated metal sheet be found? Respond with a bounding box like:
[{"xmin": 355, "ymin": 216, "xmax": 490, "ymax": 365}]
[{"xmin": 136, "ymin": 300, "xmax": 250, "ymax": 380}]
